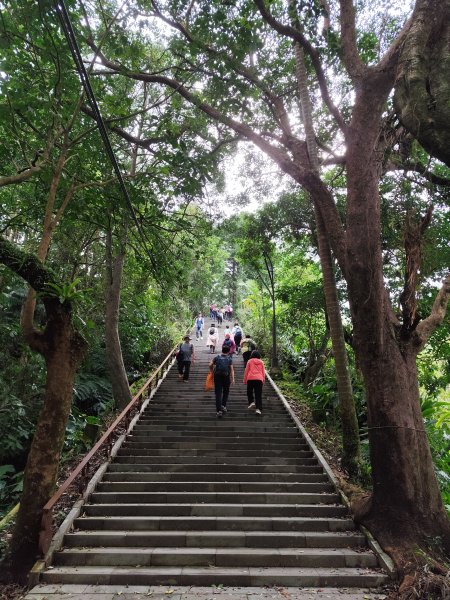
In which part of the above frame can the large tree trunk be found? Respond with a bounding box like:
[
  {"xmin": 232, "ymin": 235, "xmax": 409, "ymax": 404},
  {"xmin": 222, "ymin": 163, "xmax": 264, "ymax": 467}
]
[
  {"xmin": 105, "ymin": 227, "xmax": 132, "ymax": 410},
  {"xmin": 345, "ymin": 75, "xmax": 450, "ymax": 553},
  {"xmin": 0, "ymin": 237, "xmax": 87, "ymax": 581},
  {"xmin": 10, "ymin": 302, "xmax": 86, "ymax": 579},
  {"xmin": 354, "ymin": 331, "xmax": 450, "ymax": 552}
]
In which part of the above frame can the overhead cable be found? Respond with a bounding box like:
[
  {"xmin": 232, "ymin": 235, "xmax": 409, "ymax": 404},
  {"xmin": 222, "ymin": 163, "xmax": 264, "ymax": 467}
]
[{"xmin": 53, "ymin": 0, "xmax": 155, "ymax": 261}]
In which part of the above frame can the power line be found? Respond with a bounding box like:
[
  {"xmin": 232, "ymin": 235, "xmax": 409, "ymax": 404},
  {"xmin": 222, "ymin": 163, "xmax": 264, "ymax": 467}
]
[{"xmin": 53, "ymin": 0, "xmax": 157, "ymax": 269}]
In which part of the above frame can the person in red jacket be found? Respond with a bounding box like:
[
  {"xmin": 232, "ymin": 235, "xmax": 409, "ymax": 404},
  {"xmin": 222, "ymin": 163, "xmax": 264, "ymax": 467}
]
[{"xmin": 243, "ymin": 350, "xmax": 265, "ymax": 415}]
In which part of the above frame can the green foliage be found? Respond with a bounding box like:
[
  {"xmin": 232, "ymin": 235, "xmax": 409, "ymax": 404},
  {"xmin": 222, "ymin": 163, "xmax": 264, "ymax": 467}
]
[
  {"xmin": 421, "ymin": 393, "xmax": 450, "ymax": 513},
  {"xmin": 0, "ymin": 395, "xmax": 34, "ymax": 463},
  {"xmin": 63, "ymin": 408, "xmax": 102, "ymax": 460},
  {"xmin": 41, "ymin": 279, "xmax": 91, "ymax": 305},
  {"xmin": 0, "ymin": 466, "xmax": 23, "ymax": 517},
  {"xmin": 73, "ymin": 373, "xmax": 113, "ymax": 415}
]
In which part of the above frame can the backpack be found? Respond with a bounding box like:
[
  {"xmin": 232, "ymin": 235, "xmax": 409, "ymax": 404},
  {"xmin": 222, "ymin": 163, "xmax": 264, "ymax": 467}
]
[
  {"xmin": 209, "ymin": 327, "xmax": 215, "ymax": 335},
  {"xmin": 234, "ymin": 326, "xmax": 242, "ymax": 336},
  {"xmin": 177, "ymin": 342, "xmax": 193, "ymax": 361},
  {"xmin": 214, "ymin": 354, "xmax": 231, "ymax": 376},
  {"xmin": 223, "ymin": 338, "xmax": 232, "ymax": 348},
  {"xmin": 243, "ymin": 339, "xmax": 256, "ymax": 352},
  {"xmin": 196, "ymin": 318, "xmax": 203, "ymax": 327}
]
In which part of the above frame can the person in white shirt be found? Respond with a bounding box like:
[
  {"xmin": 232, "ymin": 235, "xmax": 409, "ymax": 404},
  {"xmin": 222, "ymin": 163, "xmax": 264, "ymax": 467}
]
[{"xmin": 206, "ymin": 323, "xmax": 219, "ymax": 353}]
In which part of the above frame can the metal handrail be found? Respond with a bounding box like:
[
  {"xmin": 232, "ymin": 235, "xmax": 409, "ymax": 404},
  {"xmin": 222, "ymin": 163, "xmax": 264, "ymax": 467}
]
[{"xmin": 38, "ymin": 338, "xmax": 184, "ymax": 555}]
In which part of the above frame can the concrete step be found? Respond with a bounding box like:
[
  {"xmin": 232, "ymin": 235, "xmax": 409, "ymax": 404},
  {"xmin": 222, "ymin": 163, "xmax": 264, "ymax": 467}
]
[
  {"xmin": 139, "ymin": 418, "xmax": 292, "ymax": 422},
  {"xmin": 112, "ymin": 456, "xmax": 317, "ymax": 465},
  {"xmin": 89, "ymin": 491, "xmax": 340, "ymax": 504},
  {"xmin": 95, "ymin": 481, "xmax": 334, "ymax": 493},
  {"xmin": 132, "ymin": 425, "xmax": 299, "ymax": 432},
  {"xmin": 116, "ymin": 448, "xmax": 313, "ymax": 458},
  {"xmin": 83, "ymin": 503, "xmax": 349, "ymax": 517},
  {"xmin": 128, "ymin": 431, "xmax": 301, "ymax": 440},
  {"xmin": 122, "ymin": 440, "xmax": 307, "ymax": 450},
  {"xmin": 41, "ymin": 565, "xmax": 387, "ymax": 587},
  {"xmin": 141, "ymin": 408, "xmax": 288, "ymax": 414},
  {"xmin": 54, "ymin": 546, "xmax": 377, "ymax": 568},
  {"xmin": 107, "ymin": 462, "xmax": 323, "ymax": 473},
  {"xmin": 74, "ymin": 515, "xmax": 355, "ymax": 532},
  {"xmin": 102, "ymin": 472, "xmax": 328, "ymax": 482},
  {"xmin": 63, "ymin": 530, "xmax": 367, "ymax": 548},
  {"xmin": 143, "ymin": 407, "xmax": 284, "ymax": 413}
]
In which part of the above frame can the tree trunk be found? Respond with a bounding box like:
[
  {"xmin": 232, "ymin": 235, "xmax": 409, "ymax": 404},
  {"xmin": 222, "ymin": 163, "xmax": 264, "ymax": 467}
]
[
  {"xmin": 9, "ymin": 301, "xmax": 86, "ymax": 579},
  {"xmin": 105, "ymin": 227, "xmax": 132, "ymax": 410},
  {"xmin": 0, "ymin": 237, "xmax": 87, "ymax": 580},
  {"xmin": 291, "ymin": 19, "xmax": 361, "ymax": 476},
  {"xmin": 263, "ymin": 254, "xmax": 279, "ymax": 370},
  {"xmin": 20, "ymin": 149, "xmax": 70, "ymax": 336},
  {"xmin": 345, "ymin": 75, "xmax": 450, "ymax": 552},
  {"xmin": 229, "ymin": 257, "xmax": 238, "ymax": 308},
  {"xmin": 270, "ymin": 290, "xmax": 279, "ymax": 370},
  {"xmin": 354, "ymin": 325, "xmax": 450, "ymax": 551}
]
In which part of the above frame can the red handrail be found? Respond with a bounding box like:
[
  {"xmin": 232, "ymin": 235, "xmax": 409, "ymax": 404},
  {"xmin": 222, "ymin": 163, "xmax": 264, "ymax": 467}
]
[{"xmin": 38, "ymin": 339, "xmax": 183, "ymax": 555}]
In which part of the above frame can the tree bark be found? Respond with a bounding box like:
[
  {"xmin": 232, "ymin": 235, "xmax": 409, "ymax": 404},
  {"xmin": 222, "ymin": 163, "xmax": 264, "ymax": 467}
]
[
  {"xmin": 290, "ymin": 13, "xmax": 361, "ymax": 476},
  {"xmin": 394, "ymin": 0, "xmax": 450, "ymax": 167},
  {"xmin": 264, "ymin": 254, "xmax": 279, "ymax": 370},
  {"xmin": 21, "ymin": 147, "xmax": 71, "ymax": 337},
  {"xmin": 353, "ymin": 329, "xmax": 449, "ymax": 551},
  {"xmin": 10, "ymin": 301, "xmax": 86, "ymax": 578},
  {"xmin": 105, "ymin": 225, "xmax": 132, "ymax": 410},
  {"xmin": 0, "ymin": 236, "xmax": 87, "ymax": 579},
  {"xmin": 344, "ymin": 72, "xmax": 450, "ymax": 552}
]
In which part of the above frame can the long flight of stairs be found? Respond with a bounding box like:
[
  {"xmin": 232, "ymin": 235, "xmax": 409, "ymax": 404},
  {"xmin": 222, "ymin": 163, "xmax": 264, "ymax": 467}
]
[{"xmin": 42, "ymin": 334, "xmax": 387, "ymax": 589}]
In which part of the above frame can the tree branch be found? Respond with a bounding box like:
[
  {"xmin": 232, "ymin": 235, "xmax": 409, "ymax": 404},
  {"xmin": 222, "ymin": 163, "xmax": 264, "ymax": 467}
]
[
  {"xmin": 0, "ymin": 237, "xmax": 58, "ymax": 294},
  {"xmin": 386, "ymin": 159, "xmax": 450, "ymax": 187},
  {"xmin": 415, "ymin": 274, "xmax": 450, "ymax": 350},
  {"xmin": 399, "ymin": 204, "xmax": 434, "ymax": 333},
  {"xmin": 338, "ymin": 0, "xmax": 366, "ymax": 80},
  {"xmin": 253, "ymin": 0, "xmax": 347, "ymax": 132},
  {"xmin": 0, "ymin": 165, "xmax": 44, "ymax": 187},
  {"xmin": 145, "ymin": 2, "xmax": 296, "ymax": 138},
  {"xmin": 91, "ymin": 49, "xmax": 305, "ymax": 179}
]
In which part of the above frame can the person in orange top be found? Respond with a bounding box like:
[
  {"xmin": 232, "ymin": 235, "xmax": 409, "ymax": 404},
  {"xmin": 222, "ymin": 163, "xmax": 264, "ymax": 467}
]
[{"xmin": 243, "ymin": 350, "xmax": 266, "ymax": 415}]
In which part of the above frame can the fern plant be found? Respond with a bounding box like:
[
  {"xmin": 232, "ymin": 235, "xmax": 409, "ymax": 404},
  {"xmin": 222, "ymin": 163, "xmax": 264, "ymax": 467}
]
[{"xmin": 73, "ymin": 373, "xmax": 113, "ymax": 415}]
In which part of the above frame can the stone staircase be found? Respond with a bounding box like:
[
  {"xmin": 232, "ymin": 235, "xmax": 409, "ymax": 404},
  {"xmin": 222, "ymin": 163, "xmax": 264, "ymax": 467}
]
[{"xmin": 41, "ymin": 334, "xmax": 388, "ymax": 588}]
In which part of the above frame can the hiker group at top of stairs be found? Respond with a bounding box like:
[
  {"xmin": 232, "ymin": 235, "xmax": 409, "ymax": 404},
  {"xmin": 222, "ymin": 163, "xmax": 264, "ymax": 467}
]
[{"xmin": 39, "ymin": 331, "xmax": 389, "ymax": 590}]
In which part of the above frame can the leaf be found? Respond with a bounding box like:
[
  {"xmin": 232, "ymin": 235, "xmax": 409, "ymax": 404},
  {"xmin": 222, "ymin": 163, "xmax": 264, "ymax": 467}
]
[{"xmin": 0, "ymin": 465, "xmax": 15, "ymax": 478}]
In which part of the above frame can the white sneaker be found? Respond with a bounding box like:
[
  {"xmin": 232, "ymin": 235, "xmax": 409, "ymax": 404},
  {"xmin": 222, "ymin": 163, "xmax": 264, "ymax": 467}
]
[
  {"xmin": 248, "ymin": 402, "xmax": 255, "ymax": 409},
  {"xmin": 255, "ymin": 409, "xmax": 262, "ymax": 415}
]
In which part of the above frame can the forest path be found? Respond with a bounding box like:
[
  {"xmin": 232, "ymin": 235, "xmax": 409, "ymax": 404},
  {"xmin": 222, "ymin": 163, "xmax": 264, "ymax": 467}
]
[{"xmin": 27, "ymin": 327, "xmax": 389, "ymax": 598}]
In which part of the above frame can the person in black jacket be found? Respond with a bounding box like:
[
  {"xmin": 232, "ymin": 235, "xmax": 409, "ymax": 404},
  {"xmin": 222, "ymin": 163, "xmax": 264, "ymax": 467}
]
[{"xmin": 210, "ymin": 345, "xmax": 235, "ymax": 417}]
